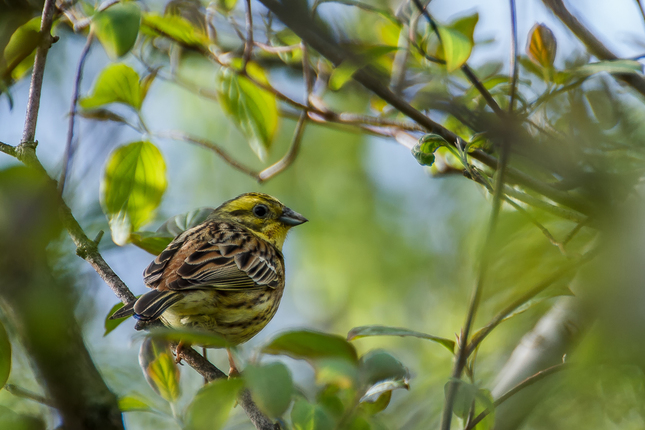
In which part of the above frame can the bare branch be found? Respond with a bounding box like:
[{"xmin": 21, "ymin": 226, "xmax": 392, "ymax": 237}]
[
  {"xmin": 508, "ymin": 0, "xmax": 519, "ymax": 113},
  {"xmin": 243, "ymin": 0, "xmax": 254, "ymax": 68}
]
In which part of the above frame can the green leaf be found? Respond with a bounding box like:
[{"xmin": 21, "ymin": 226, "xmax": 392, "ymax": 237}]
[
  {"xmin": 315, "ymin": 358, "xmax": 358, "ymax": 389},
  {"xmin": 0, "ymin": 406, "xmax": 43, "ymax": 430},
  {"xmin": 291, "ymin": 398, "xmax": 335, "ymax": 430},
  {"xmin": 1, "ymin": 17, "xmax": 41, "ymax": 83},
  {"xmin": 411, "ymin": 134, "xmax": 451, "ymax": 167},
  {"xmin": 473, "ymin": 389, "xmax": 495, "ymax": 430},
  {"xmin": 104, "ymin": 301, "xmax": 132, "ymax": 336},
  {"xmin": 80, "ymin": 64, "xmax": 143, "ymax": 110},
  {"xmin": 149, "ymin": 327, "xmax": 230, "ymax": 349},
  {"xmin": 215, "ymin": 0, "xmax": 238, "ymax": 14},
  {"xmin": 437, "ymin": 13, "xmax": 478, "ymax": 72},
  {"xmin": 118, "ymin": 395, "xmax": 156, "ymax": 413},
  {"xmin": 359, "ymin": 350, "xmax": 409, "ymax": 388},
  {"xmin": 446, "ymin": 379, "xmax": 478, "ymax": 419},
  {"xmin": 244, "ymin": 362, "xmax": 293, "ymax": 418},
  {"xmin": 263, "ymin": 330, "xmax": 358, "ymax": 363},
  {"xmin": 218, "ymin": 62, "xmax": 279, "ymax": 160},
  {"xmin": 92, "ymin": 3, "xmax": 141, "ymax": 59},
  {"xmin": 359, "ymin": 391, "xmax": 391, "ymax": 415},
  {"xmin": 101, "ymin": 141, "xmax": 167, "ymax": 246},
  {"xmin": 573, "ymin": 60, "xmax": 643, "ymax": 77},
  {"xmin": 156, "ymin": 207, "xmax": 215, "ymax": 237},
  {"xmin": 185, "ymin": 378, "xmax": 244, "ymax": 430},
  {"xmin": 527, "ymin": 24, "xmax": 556, "ymax": 68},
  {"xmin": 0, "ymin": 319, "xmax": 10, "ymax": 388},
  {"xmin": 348, "ymin": 325, "xmax": 455, "ymax": 353},
  {"xmin": 329, "ymin": 46, "xmax": 398, "ymax": 90},
  {"xmin": 142, "ymin": 13, "xmax": 209, "ymax": 47},
  {"xmin": 130, "ymin": 231, "xmax": 174, "ymax": 255},
  {"xmin": 138, "ymin": 337, "xmax": 181, "ymax": 403}
]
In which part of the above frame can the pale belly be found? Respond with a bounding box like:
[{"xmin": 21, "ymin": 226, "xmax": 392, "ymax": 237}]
[{"xmin": 159, "ymin": 288, "xmax": 281, "ymax": 345}]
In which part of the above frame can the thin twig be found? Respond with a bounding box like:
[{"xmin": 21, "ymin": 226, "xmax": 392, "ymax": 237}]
[
  {"xmin": 242, "ymin": 0, "xmax": 253, "ymax": 68},
  {"xmin": 637, "ymin": 0, "xmax": 645, "ymax": 23},
  {"xmin": 258, "ymin": 112, "xmax": 307, "ymax": 182},
  {"xmin": 5, "ymin": 384, "xmax": 54, "ymax": 407},
  {"xmin": 254, "ymin": 41, "xmax": 300, "ymax": 53},
  {"xmin": 21, "ymin": 0, "xmax": 58, "ymax": 145},
  {"xmin": 508, "ymin": 0, "xmax": 519, "ymax": 113},
  {"xmin": 562, "ymin": 219, "xmax": 589, "ymax": 246},
  {"xmin": 465, "ymin": 363, "xmax": 568, "ymax": 430},
  {"xmin": 154, "ymin": 131, "xmax": 260, "ymax": 180},
  {"xmin": 59, "ymin": 32, "xmax": 93, "ymax": 195}
]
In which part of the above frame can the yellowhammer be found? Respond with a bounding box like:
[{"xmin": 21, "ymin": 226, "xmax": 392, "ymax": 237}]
[{"xmin": 111, "ymin": 192, "xmax": 307, "ymax": 370}]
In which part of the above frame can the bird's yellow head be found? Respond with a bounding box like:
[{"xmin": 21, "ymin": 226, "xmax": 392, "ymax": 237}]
[{"xmin": 209, "ymin": 192, "xmax": 307, "ymax": 250}]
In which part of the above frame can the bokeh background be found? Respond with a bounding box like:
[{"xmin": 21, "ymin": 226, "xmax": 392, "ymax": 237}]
[{"xmin": 2, "ymin": 0, "xmax": 645, "ymax": 428}]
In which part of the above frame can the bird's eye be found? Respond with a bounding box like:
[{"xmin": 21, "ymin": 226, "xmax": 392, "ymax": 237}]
[{"xmin": 253, "ymin": 204, "xmax": 269, "ymax": 218}]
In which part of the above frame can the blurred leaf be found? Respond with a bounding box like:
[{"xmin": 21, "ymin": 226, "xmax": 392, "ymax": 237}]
[
  {"xmin": 80, "ymin": 64, "xmax": 143, "ymax": 110},
  {"xmin": 138, "ymin": 337, "xmax": 180, "ymax": 403},
  {"xmin": 445, "ymin": 379, "xmax": 478, "ymax": 419},
  {"xmin": 140, "ymin": 68, "xmax": 158, "ymax": 101},
  {"xmin": 156, "ymin": 207, "xmax": 215, "ymax": 237},
  {"xmin": 315, "ymin": 357, "xmax": 358, "ymax": 389},
  {"xmin": 0, "ymin": 406, "xmax": 43, "ymax": 430},
  {"xmin": 0, "ymin": 319, "xmax": 10, "ymax": 388},
  {"xmin": 467, "ymin": 133, "xmax": 492, "ymax": 153},
  {"xmin": 104, "ymin": 301, "xmax": 131, "ymax": 336},
  {"xmin": 244, "ymin": 362, "xmax": 293, "ymax": 418},
  {"xmin": 411, "ymin": 134, "xmax": 450, "ymax": 167},
  {"xmin": 316, "ymin": 387, "xmax": 345, "ymax": 418},
  {"xmin": 130, "ymin": 231, "xmax": 173, "ymax": 255},
  {"xmin": 263, "ymin": 330, "xmax": 358, "ymax": 363},
  {"xmin": 359, "ymin": 350, "xmax": 409, "ymax": 393},
  {"xmin": 218, "ymin": 62, "xmax": 278, "ymax": 160},
  {"xmin": 185, "ymin": 378, "xmax": 244, "ymax": 430},
  {"xmin": 77, "ymin": 108, "xmax": 129, "ymax": 123},
  {"xmin": 348, "ymin": 325, "xmax": 455, "ymax": 353},
  {"xmin": 101, "ymin": 141, "xmax": 167, "ymax": 246},
  {"xmin": 585, "ymin": 89, "xmax": 619, "ymax": 129},
  {"xmin": 436, "ymin": 13, "xmax": 478, "ymax": 72},
  {"xmin": 149, "ymin": 327, "xmax": 230, "ymax": 348},
  {"xmin": 92, "ymin": 3, "xmax": 141, "ymax": 59},
  {"xmin": 329, "ymin": 46, "xmax": 398, "ymax": 91},
  {"xmin": 215, "ymin": 0, "xmax": 238, "ymax": 14},
  {"xmin": 360, "ymin": 391, "xmax": 391, "ymax": 415},
  {"xmin": 473, "ymin": 389, "xmax": 495, "ymax": 430},
  {"xmin": 1, "ymin": 17, "xmax": 40, "ymax": 83},
  {"xmin": 118, "ymin": 395, "xmax": 156, "ymax": 413},
  {"xmin": 142, "ymin": 13, "xmax": 209, "ymax": 47},
  {"xmin": 527, "ymin": 24, "xmax": 556, "ymax": 68},
  {"xmin": 291, "ymin": 398, "xmax": 335, "ymax": 430},
  {"xmin": 573, "ymin": 60, "xmax": 643, "ymax": 77}
]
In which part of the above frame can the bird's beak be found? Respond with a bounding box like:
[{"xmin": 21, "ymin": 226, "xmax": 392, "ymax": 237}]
[{"xmin": 279, "ymin": 207, "xmax": 308, "ymax": 226}]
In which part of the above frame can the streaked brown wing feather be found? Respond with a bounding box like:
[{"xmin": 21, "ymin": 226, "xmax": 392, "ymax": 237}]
[{"xmin": 143, "ymin": 221, "xmax": 282, "ymax": 292}]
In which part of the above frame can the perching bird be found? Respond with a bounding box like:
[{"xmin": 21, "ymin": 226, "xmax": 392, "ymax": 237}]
[{"xmin": 111, "ymin": 192, "xmax": 307, "ymax": 372}]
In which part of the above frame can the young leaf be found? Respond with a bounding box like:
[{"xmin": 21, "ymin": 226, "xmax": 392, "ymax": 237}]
[
  {"xmin": 130, "ymin": 231, "xmax": 173, "ymax": 255},
  {"xmin": 142, "ymin": 13, "xmax": 210, "ymax": 48},
  {"xmin": 92, "ymin": 3, "xmax": 141, "ymax": 59},
  {"xmin": 348, "ymin": 325, "xmax": 455, "ymax": 353},
  {"xmin": 315, "ymin": 358, "xmax": 358, "ymax": 389},
  {"xmin": 445, "ymin": 379, "xmax": 478, "ymax": 419},
  {"xmin": 218, "ymin": 63, "xmax": 279, "ymax": 160},
  {"xmin": 118, "ymin": 395, "xmax": 156, "ymax": 413},
  {"xmin": 156, "ymin": 207, "xmax": 215, "ymax": 237},
  {"xmin": 138, "ymin": 337, "xmax": 181, "ymax": 403},
  {"xmin": 360, "ymin": 391, "xmax": 392, "ymax": 415},
  {"xmin": 291, "ymin": 398, "xmax": 335, "ymax": 430},
  {"xmin": 411, "ymin": 134, "xmax": 451, "ymax": 167},
  {"xmin": 527, "ymin": 24, "xmax": 556, "ymax": 68},
  {"xmin": 80, "ymin": 64, "xmax": 143, "ymax": 110},
  {"xmin": 185, "ymin": 378, "xmax": 244, "ymax": 430},
  {"xmin": 0, "ymin": 319, "xmax": 11, "ymax": 388},
  {"xmin": 77, "ymin": 108, "xmax": 129, "ymax": 124},
  {"xmin": 1, "ymin": 18, "xmax": 41, "ymax": 83},
  {"xmin": 101, "ymin": 141, "xmax": 167, "ymax": 246},
  {"xmin": 104, "ymin": 301, "xmax": 132, "ymax": 336},
  {"xmin": 262, "ymin": 330, "xmax": 358, "ymax": 363},
  {"xmin": 244, "ymin": 362, "xmax": 294, "ymax": 418},
  {"xmin": 433, "ymin": 13, "xmax": 478, "ymax": 72},
  {"xmin": 573, "ymin": 60, "xmax": 643, "ymax": 77}
]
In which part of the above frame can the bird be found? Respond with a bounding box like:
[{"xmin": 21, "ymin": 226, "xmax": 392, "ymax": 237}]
[{"xmin": 111, "ymin": 192, "xmax": 307, "ymax": 373}]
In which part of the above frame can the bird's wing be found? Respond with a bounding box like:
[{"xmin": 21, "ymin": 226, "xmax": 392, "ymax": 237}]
[{"xmin": 143, "ymin": 221, "xmax": 282, "ymax": 291}]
